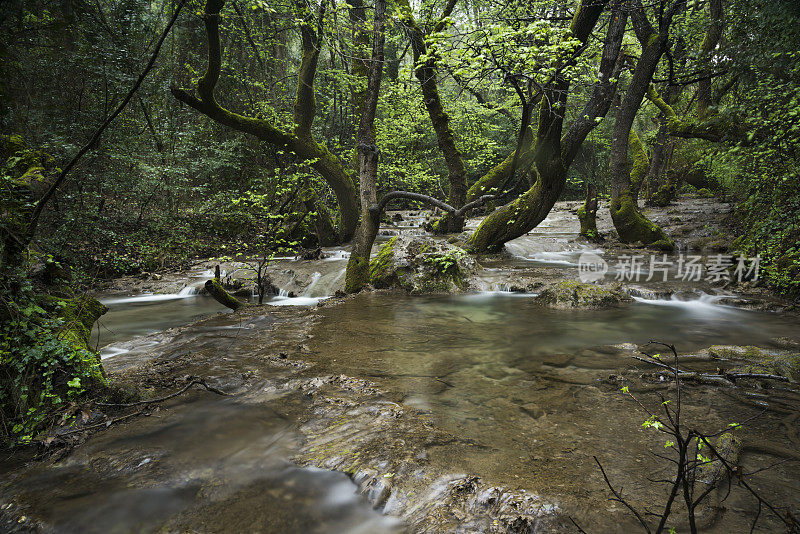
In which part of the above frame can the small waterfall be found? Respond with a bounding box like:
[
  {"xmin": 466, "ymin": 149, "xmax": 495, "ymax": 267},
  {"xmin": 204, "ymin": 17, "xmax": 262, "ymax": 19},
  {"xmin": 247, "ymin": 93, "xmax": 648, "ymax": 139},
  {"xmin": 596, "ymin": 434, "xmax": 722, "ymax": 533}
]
[
  {"xmin": 492, "ymin": 283, "xmax": 512, "ymax": 293},
  {"xmin": 322, "ymin": 249, "xmax": 350, "ymax": 261},
  {"xmin": 178, "ymin": 285, "xmax": 198, "ymax": 296},
  {"xmin": 303, "ymin": 272, "xmax": 322, "ymax": 296},
  {"xmin": 632, "ymin": 292, "xmax": 737, "ymax": 316},
  {"xmin": 322, "ymin": 267, "xmax": 347, "ymax": 295},
  {"xmin": 278, "ymin": 288, "xmax": 289, "ymax": 297}
]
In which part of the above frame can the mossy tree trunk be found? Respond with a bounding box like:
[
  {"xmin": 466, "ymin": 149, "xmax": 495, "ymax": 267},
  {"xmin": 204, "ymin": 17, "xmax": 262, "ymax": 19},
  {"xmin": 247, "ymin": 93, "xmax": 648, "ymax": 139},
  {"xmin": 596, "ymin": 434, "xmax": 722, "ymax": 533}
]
[
  {"xmin": 608, "ymin": 1, "xmax": 684, "ymax": 250},
  {"xmin": 171, "ymin": 0, "xmax": 358, "ymax": 243},
  {"xmin": 344, "ymin": 0, "xmax": 386, "ymax": 293},
  {"xmin": 398, "ymin": 0, "xmax": 467, "ymax": 233},
  {"xmin": 467, "ymin": 0, "xmax": 626, "ymax": 253},
  {"xmin": 301, "ymin": 184, "xmax": 338, "ymax": 247},
  {"xmin": 578, "ymin": 182, "xmax": 599, "ymax": 240}
]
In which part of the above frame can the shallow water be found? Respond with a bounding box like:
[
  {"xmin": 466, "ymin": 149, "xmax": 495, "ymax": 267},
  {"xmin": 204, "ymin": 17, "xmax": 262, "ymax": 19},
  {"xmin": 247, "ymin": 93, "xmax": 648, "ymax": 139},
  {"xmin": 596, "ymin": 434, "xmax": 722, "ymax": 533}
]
[
  {"xmin": 307, "ymin": 293, "xmax": 800, "ymax": 531},
  {"xmin": 93, "ymin": 294, "xmax": 229, "ymax": 356},
  {"xmin": 11, "ymin": 206, "xmax": 800, "ymax": 532}
]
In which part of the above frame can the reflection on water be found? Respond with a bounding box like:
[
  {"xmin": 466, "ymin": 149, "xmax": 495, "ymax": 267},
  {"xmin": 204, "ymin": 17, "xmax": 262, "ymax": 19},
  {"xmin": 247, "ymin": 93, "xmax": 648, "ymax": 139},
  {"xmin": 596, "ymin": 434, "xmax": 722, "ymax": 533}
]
[
  {"xmin": 32, "ymin": 288, "xmax": 800, "ymax": 532},
  {"xmin": 309, "ymin": 293, "xmax": 800, "ymax": 532},
  {"xmin": 92, "ymin": 294, "xmax": 230, "ymax": 355}
]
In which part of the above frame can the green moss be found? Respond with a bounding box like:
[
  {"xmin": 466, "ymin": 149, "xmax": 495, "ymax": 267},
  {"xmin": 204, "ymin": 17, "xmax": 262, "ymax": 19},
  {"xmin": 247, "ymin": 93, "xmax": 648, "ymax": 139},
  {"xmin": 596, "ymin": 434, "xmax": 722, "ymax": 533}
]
[
  {"xmin": 368, "ymin": 237, "xmax": 397, "ymax": 288},
  {"xmin": 577, "ymin": 206, "xmax": 599, "ymax": 240},
  {"xmin": 345, "ymin": 255, "xmax": 371, "ymax": 293},
  {"xmin": 610, "ymin": 193, "xmax": 674, "ymax": 249},
  {"xmin": 0, "ymin": 134, "xmax": 25, "ymax": 160},
  {"xmin": 536, "ymin": 281, "xmax": 632, "ymax": 308},
  {"xmin": 39, "ymin": 294, "xmax": 108, "ymax": 383},
  {"xmin": 696, "ymin": 187, "xmax": 714, "ymax": 198},
  {"xmin": 649, "ymin": 183, "xmax": 678, "ymax": 207},
  {"xmin": 709, "ymin": 345, "xmax": 800, "ymax": 381}
]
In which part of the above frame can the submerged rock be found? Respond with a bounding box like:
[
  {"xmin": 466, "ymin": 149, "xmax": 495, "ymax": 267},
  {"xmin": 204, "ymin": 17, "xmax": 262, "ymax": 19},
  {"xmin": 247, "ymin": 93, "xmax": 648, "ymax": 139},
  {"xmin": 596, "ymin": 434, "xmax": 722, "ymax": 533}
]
[
  {"xmin": 704, "ymin": 345, "xmax": 800, "ymax": 381},
  {"xmin": 369, "ymin": 236, "xmax": 479, "ymax": 294},
  {"xmin": 291, "ymin": 373, "xmax": 559, "ymax": 532},
  {"xmin": 535, "ymin": 280, "xmax": 633, "ymax": 309}
]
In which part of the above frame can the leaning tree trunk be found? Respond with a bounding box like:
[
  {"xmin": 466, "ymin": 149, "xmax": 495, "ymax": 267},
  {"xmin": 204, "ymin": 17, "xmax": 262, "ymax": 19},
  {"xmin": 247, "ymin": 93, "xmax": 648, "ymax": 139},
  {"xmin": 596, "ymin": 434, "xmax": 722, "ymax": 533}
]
[
  {"xmin": 171, "ymin": 0, "xmax": 359, "ymax": 243},
  {"xmin": 608, "ymin": 2, "xmax": 681, "ymax": 250},
  {"xmin": 344, "ymin": 0, "xmax": 386, "ymax": 292},
  {"xmin": 467, "ymin": 0, "xmax": 624, "ymax": 253},
  {"xmin": 578, "ymin": 182, "xmax": 599, "ymax": 240},
  {"xmin": 398, "ymin": 0, "xmax": 467, "ymax": 233}
]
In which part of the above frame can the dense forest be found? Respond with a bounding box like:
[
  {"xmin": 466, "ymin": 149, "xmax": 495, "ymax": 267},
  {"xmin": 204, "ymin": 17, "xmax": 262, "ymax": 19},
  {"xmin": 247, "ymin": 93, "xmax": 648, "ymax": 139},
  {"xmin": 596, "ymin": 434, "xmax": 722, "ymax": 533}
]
[{"xmin": 1, "ymin": 0, "xmax": 799, "ymax": 532}]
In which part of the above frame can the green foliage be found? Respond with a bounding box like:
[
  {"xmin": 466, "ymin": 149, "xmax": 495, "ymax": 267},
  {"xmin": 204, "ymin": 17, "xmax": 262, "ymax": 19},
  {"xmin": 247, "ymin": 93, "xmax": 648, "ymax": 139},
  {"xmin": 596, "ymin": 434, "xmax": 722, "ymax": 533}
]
[
  {"xmin": 423, "ymin": 248, "xmax": 464, "ymax": 278},
  {"xmin": 0, "ymin": 268, "xmax": 106, "ymax": 446},
  {"xmin": 698, "ymin": 2, "xmax": 800, "ymax": 296}
]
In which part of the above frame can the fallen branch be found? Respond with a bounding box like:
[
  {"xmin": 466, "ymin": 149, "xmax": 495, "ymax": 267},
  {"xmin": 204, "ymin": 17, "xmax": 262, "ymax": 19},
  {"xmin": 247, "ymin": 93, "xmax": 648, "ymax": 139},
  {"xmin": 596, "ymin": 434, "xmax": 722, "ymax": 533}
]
[
  {"xmin": 97, "ymin": 378, "xmax": 229, "ymax": 407},
  {"xmin": 632, "ymin": 355, "xmax": 791, "ymax": 386},
  {"xmin": 205, "ymin": 278, "xmax": 247, "ymax": 311},
  {"xmin": 54, "ymin": 409, "xmax": 150, "ymax": 437},
  {"xmin": 51, "ymin": 379, "xmax": 229, "ymax": 439}
]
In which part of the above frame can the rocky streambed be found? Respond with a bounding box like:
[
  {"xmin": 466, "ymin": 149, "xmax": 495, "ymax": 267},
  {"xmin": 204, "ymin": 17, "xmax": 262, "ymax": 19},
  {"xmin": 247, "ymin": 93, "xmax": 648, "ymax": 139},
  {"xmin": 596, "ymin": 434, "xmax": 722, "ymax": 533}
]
[
  {"xmin": 2, "ymin": 290, "xmax": 800, "ymax": 533},
  {"xmin": 2, "ymin": 197, "xmax": 799, "ymax": 532}
]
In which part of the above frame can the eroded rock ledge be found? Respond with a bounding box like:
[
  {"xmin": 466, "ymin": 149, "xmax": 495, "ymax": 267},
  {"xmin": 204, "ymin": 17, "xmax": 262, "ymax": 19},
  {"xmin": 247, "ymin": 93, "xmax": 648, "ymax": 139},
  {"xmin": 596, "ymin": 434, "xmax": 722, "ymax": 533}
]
[{"xmin": 286, "ymin": 373, "xmax": 558, "ymax": 532}]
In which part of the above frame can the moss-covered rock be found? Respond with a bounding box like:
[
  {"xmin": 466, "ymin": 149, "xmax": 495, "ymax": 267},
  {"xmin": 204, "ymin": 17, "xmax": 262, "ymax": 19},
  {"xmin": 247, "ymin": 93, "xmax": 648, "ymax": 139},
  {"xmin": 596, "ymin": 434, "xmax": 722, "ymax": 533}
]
[
  {"xmin": 706, "ymin": 345, "xmax": 800, "ymax": 381},
  {"xmin": 0, "ymin": 134, "xmax": 25, "ymax": 160},
  {"xmin": 535, "ymin": 280, "xmax": 633, "ymax": 309},
  {"xmin": 368, "ymin": 236, "xmax": 477, "ymax": 294},
  {"xmin": 39, "ymin": 294, "xmax": 109, "ymax": 383},
  {"xmin": 648, "ymin": 183, "xmax": 678, "ymax": 207},
  {"xmin": 369, "ymin": 236, "xmax": 397, "ymax": 288}
]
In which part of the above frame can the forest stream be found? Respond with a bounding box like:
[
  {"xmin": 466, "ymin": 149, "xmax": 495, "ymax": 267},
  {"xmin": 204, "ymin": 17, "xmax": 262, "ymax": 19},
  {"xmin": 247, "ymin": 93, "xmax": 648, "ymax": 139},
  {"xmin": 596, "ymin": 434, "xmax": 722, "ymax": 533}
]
[{"xmin": 2, "ymin": 203, "xmax": 799, "ymax": 533}]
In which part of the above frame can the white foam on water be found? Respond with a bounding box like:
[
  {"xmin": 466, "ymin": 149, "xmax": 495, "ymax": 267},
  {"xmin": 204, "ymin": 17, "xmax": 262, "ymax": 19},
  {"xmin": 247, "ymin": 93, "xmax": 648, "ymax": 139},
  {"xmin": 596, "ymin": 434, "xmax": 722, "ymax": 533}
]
[
  {"xmin": 178, "ymin": 286, "xmax": 198, "ymax": 296},
  {"xmin": 101, "ymin": 291, "xmax": 198, "ymax": 305},
  {"xmin": 457, "ymin": 291, "xmax": 538, "ymax": 301},
  {"xmin": 267, "ymin": 296, "xmax": 328, "ymax": 306},
  {"xmin": 100, "ymin": 346, "xmax": 131, "ymax": 359},
  {"xmin": 632, "ymin": 293, "xmax": 737, "ymax": 316},
  {"xmin": 322, "ymin": 249, "xmax": 351, "ymax": 261},
  {"xmin": 303, "ymin": 272, "xmax": 322, "ymax": 296}
]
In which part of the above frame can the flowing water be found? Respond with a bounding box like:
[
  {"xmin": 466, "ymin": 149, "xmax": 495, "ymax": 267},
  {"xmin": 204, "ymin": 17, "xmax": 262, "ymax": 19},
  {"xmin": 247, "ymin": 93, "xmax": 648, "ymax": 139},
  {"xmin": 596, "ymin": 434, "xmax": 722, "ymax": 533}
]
[
  {"xmin": 5, "ymin": 206, "xmax": 800, "ymax": 532},
  {"xmin": 305, "ymin": 293, "xmax": 800, "ymax": 531}
]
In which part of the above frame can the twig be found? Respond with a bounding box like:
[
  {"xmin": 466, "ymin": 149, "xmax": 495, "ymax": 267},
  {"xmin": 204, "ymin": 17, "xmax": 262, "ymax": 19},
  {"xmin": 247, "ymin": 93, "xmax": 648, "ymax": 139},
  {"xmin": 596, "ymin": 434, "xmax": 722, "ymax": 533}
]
[
  {"xmin": 594, "ymin": 456, "xmax": 652, "ymax": 533},
  {"xmin": 569, "ymin": 516, "xmax": 588, "ymax": 533},
  {"xmin": 54, "ymin": 408, "xmax": 149, "ymax": 437},
  {"xmin": 97, "ymin": 378, "xmax": 229, "ymax": 407}
]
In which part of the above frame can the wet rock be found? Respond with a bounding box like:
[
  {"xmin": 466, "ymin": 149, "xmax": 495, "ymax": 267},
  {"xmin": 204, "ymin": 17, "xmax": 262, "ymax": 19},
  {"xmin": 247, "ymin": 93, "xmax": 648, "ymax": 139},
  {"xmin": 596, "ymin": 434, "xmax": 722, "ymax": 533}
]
[
  {"xmin": 535, "ymin": 281, "xmax": 633, "ymax": 309},
  {"xmin": 296, "ymin": 247, "xmax": 322, "ymax": 261},
  {"xmin": 519, "ymin": 402, "xmax": 545, "ymax": 419},
  {"xmin": 292, "ymin": 373, "xmax": 559, "ymax": 532},
  {"xmin": 624, "ymin": 286, "xmax": 673, "ymax": 300},
  {"xmin": 693, "ymin": 345, "xmax": 800, "ymax": 381},
  {"xmin": 369, "ymin": 236, "xmax": 479, "ymax": 294}
]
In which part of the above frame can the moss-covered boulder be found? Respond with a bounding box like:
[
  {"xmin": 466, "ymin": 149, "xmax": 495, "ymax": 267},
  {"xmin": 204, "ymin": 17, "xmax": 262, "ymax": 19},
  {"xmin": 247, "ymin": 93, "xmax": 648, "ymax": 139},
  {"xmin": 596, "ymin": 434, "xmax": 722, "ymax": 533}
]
[
  {"xmin": 368, "ymin": 236, "xmax": 478, "ymax": 294},
  {"xmin": 535, "ymin": 280, "xmax": 633, "ymax": 309},
  {"xmin": 705, "ymin": 345, "xmax": 800, "ymax": 381},
  {"xmin": 39, "ymin": 294, "xmax": 109, "ymax": 383}
]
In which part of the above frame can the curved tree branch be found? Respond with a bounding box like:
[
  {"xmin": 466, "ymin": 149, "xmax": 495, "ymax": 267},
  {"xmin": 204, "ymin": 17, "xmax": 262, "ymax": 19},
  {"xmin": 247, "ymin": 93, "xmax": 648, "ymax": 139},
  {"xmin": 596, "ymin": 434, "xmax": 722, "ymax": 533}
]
[
  {"xmin": 369, "ymin": 192, "xmax": 494, "ymax": 219},
  {"xmin": 172, "ymin": 0, "xmax": 359, "ymax": 242}
]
